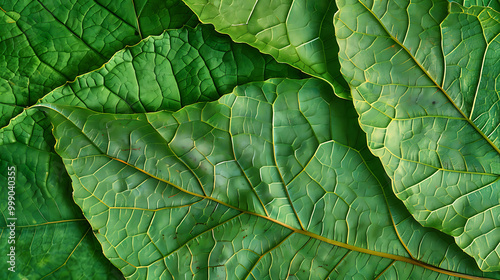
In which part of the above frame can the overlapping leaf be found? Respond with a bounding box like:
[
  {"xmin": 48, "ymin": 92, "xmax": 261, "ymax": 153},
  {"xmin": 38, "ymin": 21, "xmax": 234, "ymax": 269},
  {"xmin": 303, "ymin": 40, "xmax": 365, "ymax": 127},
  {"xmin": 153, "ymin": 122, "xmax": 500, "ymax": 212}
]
[
  {"xmin": 450, "ymin": 0, "xmax": 500, "ymax": 11},
  {"xmin": 3, "ymin": 0, "xmax": 498, "ymax": 278},
  {"xmin": 42, "ymin": 25, "xmax": 306, "ymax": 112},
  {"xmin": 336, "ymin": 0, "xmax": 500, "ymax": 271},
  {"xmin": 0, "ymin": 0, "xmax": 196, "ymax": 128},
  {"xmin": 0, "ymin": 110, "xmax": 124, "ymax": 279},
  {"xmin": 182, "ymin": 0, "xmax": 350, "ymax": 99},
  {"xmin": 40, "ymin": 79, "xmax": 500, "ymax": 279},
  {"xmin": 0, "ymin": 218, "xmax": 123, "ymax": 279},
  {"xmin": 0, "ymin": 25, "xmax": 303, "ymax": 278}
]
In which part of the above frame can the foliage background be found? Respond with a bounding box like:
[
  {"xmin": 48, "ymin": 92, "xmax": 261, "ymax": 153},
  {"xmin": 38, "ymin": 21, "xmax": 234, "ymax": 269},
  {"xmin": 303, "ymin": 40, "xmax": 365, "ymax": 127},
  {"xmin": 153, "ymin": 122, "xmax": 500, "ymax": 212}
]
[{"xmin": 0, "ymin": 0, "xmax": 499, "ymax": 279}]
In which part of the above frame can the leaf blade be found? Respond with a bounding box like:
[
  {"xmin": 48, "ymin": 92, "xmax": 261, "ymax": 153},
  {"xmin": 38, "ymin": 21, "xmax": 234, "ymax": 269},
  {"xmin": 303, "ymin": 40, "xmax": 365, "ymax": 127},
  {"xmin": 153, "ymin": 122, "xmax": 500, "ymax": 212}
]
[
  {"xmin": 182, "ymin": 0, "xmax": 350, "ymax": 99},
  {"xmin": 0, "ymin": 0, "xmax": 197, "ymax": 128},
  {"xmin": 41, "ymin": 78, "xmax": 500, "ymax": 279},
  {"xmin": 335, "ymin": 0, "xmax": 500, "ymax": 271},
  {"xmin": 0, "ymin": 25, "xmax": 307, "ymax": 278}
]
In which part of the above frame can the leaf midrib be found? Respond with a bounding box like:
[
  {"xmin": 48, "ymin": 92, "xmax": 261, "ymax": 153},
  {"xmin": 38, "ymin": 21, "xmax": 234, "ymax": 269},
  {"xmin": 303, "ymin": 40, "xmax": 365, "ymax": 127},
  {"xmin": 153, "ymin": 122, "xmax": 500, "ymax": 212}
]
[
  {"xmin": 42, "ymin": 105, "xmax": 495, "ymax": 280},
  {"xmin": 355, "ymin": 0, "xmax": 500, "ymax": 157}
]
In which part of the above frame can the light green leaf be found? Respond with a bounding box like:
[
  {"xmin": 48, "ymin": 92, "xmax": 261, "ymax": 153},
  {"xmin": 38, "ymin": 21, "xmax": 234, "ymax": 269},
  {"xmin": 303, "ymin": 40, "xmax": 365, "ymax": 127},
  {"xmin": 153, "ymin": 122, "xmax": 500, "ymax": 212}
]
[
  {"xmin": 450, "ymin": 0, "xmax": 500, "ymax": 11},
  {"xmin": 0, "ymin": 0, "xmax": 196, "ymax": 128},
  {"xmin": 182, "ymin": 0, "xmax": 350, "ymax": 99},
  {"xmin": 336, "ymin": 0, "xmax": 500, "ymax": 271},
  {"xmin": 0, "ymin": 26, "xmax": 305, "ymax": 279},
  {"xmin": 40, "ymin": 78, "xmax": 500, "ymax": 279}
]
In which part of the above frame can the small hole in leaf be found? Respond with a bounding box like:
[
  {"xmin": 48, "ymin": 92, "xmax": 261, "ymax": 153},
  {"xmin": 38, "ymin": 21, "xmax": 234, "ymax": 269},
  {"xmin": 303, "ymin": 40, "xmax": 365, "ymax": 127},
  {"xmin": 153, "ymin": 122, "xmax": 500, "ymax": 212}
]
[
  {"xmin": 432, "ymin": 101, "xmax": 436, "ymax": 105},
  {"xmin": 134, "ymin": 30, "xmax": 139, "ymax": 36}
]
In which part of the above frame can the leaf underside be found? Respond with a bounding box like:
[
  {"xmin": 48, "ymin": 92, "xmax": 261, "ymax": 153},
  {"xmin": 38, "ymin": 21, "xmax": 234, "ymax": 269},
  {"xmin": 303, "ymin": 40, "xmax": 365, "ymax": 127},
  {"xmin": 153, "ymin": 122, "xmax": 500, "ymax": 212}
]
[
  {"xmin": 335, "ymin": 0, "xmax": 500, "ymax": 271},
  {"xmin": 0, "ymin": 25, "xmax": 305, "ymax": 279},
  {"xmin": 41, "ymin": 78, "xmax": 500, "ymax": 279}
]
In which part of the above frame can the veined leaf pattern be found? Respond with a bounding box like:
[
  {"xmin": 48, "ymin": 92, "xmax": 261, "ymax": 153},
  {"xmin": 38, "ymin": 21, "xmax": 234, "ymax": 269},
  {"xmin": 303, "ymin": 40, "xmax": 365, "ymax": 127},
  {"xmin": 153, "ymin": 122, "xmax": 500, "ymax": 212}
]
[
  {"xmin": 1, "ymin": 0, "xmax": 498, "ymax": 277},
  {"xmin": 0, "ymin": 26, "xmax": 302, "ymax": 278},
  {"xmin": 336, "ymin": 0, "xmax": 500, "ymax": 271},
  {"xmin": 0, "ymin": 0, "xmax": 196, "ymax": 128},
  {"xmin": 182, "ymin": 0, "xmax": 350, "ymax": 99},
  {"xmin": 450, "ymin": 0, "xmax": 500, "ymax": 11},
  {"xmin": 40, "ymin": 79, "xmax": 500, "ymax": 279}
]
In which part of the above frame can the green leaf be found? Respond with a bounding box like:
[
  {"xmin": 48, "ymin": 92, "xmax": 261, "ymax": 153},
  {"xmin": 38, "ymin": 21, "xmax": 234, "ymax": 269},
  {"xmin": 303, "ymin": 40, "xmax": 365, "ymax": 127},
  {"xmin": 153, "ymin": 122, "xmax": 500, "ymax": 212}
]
[
  {"xmin": 40, "ymin": 78, "xmax": 500, "ymax": 279},
  {"xmin": 182, "ymin": 0, "xmax": 350, "ymax": 99},
  {"xmin": 0, "ymin": 0, "xmax": 196, "ymax": 128},
  {"xmin": 0, "ymin": 110, "xmax": 124, "ymax": 279},
  {"xmin": 1, "ymin": 221, "xmax": 124, "ymax": 279},
  {"xmin": 41, "ymin": 25, "xmax": 306, "ymax": 112},
  {"xmin": 336, "ymin": 0, "xmax": 500, "ymax": 271},
  {"xmin": 0, "ymin": 25, "xmax": 305, "ymax": 279},
  {"xmin": 450, "ymin": 0, "xmax": 500, "ymax": 11}
]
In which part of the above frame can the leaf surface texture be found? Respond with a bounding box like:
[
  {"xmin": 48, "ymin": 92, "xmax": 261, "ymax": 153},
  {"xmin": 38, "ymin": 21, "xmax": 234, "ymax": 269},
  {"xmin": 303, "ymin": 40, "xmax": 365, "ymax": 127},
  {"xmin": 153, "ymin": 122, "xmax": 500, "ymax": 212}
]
[
  {"xmin": 41, "ymin": 78, "xmax": 500, "ymax": 279},
  {"xmin": 182, "ymin": 0, "xmax": 350, "ymax": 99},
  {"xmin": 0, "ymin": 26, "xmax": 302, "ymax": 278},
  {"xmin": 335, "ymin": 0, "xmax": 500, "ymax": 271},
  {"xmin": 0, "ymin": 0, "xmax": 197, "ymax": 128}
]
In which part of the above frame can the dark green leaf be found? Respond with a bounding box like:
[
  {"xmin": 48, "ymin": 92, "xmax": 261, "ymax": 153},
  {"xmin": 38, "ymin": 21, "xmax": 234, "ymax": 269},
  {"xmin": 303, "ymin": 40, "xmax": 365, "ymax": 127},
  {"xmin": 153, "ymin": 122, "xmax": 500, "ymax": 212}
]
[
  {"xmin": 0, "ymin": 110, "xmax": 124, "ymax": 279},
  {"xmin": 0, "ymin": 0, "xmax": 196, "ymax": 128}
]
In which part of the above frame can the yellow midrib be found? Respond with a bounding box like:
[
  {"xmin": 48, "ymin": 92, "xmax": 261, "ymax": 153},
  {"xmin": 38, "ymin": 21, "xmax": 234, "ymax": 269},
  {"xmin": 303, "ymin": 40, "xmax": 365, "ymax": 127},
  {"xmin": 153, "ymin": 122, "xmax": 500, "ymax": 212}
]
[
  {"xmin": 355, "ymin": 0, "xmax": 500, "ymax": 157},
  {"xmin": 42, "ymin": 103, "xmax": 496, "ymax": 280},
  {"xmin": 96, "ymin": 154, "xmax": 493, "ymax": 280}
]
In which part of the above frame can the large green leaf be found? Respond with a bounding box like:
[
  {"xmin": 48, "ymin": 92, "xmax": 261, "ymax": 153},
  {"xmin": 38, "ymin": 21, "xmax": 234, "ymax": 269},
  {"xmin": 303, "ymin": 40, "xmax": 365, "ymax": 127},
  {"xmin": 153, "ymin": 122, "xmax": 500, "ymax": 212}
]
[
  {"xmin": 0, "ymin": 26, "xmax": 305, "ymax": 279},
  {"xmin": 335, "ymin": 0, "xmax": 500, "ymax": 271},
  {"xmin": 40, "ymin": 78, "xmax": 500, "ymax": 279},
  {"xmin": 182, "ymin": 0, "xmax": 350, "ymax": 99},
  {"xmin": 0, "ymin": 0, "xmax": 197, "ymax": 128}
]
